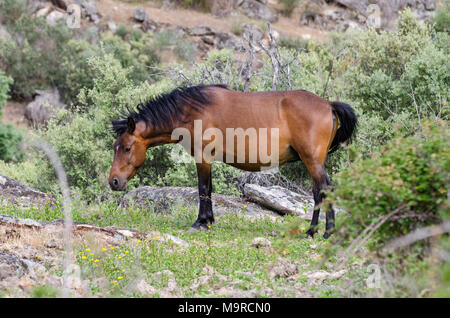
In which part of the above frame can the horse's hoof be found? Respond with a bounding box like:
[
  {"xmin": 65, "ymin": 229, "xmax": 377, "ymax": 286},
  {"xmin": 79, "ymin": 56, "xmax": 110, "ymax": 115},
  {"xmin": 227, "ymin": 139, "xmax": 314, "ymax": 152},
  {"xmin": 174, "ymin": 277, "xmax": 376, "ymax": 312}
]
[
  {"xmin": 323, "ymin": 229, "xmax": 335, "ymax": 239},
  {"xmin": 305, "ymin": 228, "xmax": 317, "ymax": 239},
  {"xmin": 187, "ymin": 224, "xmax": 209, "ymax": 233}
]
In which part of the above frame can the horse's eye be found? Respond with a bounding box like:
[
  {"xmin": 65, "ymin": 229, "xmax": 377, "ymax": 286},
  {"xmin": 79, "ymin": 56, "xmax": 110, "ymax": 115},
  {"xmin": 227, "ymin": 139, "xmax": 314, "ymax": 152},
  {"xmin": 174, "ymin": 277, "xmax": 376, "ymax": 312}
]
[{"xmin": 125, "ymin": 147, "xmax": 131, "ymax": 153}]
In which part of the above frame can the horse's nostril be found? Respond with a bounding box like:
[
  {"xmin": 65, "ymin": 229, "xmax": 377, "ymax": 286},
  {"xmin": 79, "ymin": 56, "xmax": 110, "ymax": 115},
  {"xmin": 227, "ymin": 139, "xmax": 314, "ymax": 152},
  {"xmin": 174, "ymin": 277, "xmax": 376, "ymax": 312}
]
[{"xmin": 113, "ymin": 178, "xmax": 119, "ymax": 186}]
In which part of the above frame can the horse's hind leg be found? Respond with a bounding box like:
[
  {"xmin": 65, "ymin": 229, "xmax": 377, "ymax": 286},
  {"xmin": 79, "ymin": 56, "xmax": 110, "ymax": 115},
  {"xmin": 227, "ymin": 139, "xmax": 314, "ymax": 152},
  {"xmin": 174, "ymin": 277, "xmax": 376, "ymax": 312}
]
[{"xmin": 294, "ymin": 148, "xmax": 335, "ymax": 239}]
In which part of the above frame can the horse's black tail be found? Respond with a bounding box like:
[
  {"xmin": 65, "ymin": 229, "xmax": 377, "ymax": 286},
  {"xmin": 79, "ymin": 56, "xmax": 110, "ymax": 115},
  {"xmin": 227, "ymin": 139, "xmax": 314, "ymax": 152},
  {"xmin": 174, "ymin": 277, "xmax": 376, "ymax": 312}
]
[{"xmin": 328, "ymin": 101, "xmax": 357, "ymax": 154}]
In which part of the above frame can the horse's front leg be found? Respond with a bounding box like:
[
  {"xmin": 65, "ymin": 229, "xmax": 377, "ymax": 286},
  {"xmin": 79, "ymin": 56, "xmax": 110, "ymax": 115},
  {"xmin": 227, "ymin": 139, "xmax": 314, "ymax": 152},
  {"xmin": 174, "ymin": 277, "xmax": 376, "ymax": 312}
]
[{"xmin": 189, "ymin": 162, "xmax": 214, "ymax": 231}]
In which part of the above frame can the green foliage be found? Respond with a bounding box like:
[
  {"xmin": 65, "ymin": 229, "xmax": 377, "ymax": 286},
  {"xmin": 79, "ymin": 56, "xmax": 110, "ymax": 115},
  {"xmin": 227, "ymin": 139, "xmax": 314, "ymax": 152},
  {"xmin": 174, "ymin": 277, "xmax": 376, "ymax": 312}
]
[
  {"xmin": 114, "ymin": 24, "xmax": 128, "ymax": 39},
  {"xmin": 0, "ymin": 13, "xmax": 159, "ymax": 103},
  {"xmin": 0, "ymin": 71, "xmax": 13, "ymax": 115},
  {"xmin": 0, "ymin": 0, "xmax": 28, "ymax": 26},
  {"xmin": 278, "ymin": 36, "xmax": 310, "ymax": 51},
  {"xmin": 328, "ymin": 120, "xmax": 449, "ymax": 248},
  {"xmin": 0, "ymin": 72, "xmax": 23, "ymax": 163},
  {"xmin": 0, "ymin": 123, "xmax": 23, "ymax": 162},
  {"xmin": 173, "ymin": 0, "xmax": 211, "ymax": 12},
  {"xmin": 31, "ymin": 284, "xmax": 60, "ymax": 298},
  {"xmin": 330, "ymin": 9, "xmax": 449, "ymax": 119},
  {"xmin": 0, "ymin": 15, "xmax": 73, "ymax": 99},
  {"xmin": 432, "ymin": 3, "xmax": 450, "ymax": 33}
]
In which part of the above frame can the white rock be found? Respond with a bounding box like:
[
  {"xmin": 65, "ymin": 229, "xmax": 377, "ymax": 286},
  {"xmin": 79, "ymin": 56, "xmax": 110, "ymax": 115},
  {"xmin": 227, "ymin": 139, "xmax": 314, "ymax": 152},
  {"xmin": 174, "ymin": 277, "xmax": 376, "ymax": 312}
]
[{"xmin": 251, "ymin": 237, "xmax": 272, "ymax": 248}]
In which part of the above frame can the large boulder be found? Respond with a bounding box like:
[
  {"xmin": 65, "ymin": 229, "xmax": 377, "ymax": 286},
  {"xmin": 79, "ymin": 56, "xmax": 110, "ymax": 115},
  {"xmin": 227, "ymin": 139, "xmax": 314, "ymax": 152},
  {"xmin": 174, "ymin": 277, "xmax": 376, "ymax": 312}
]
[
  {"xmin": 74, "ymin": 0, "xmax": 100, "ymax": 24},
  {"xmin": 46, "ymin": 10, "xmax": 67, "ymax": 26},
  {"xmin": 0, "ymin": 175, "xmax": 54, "ymax": 209},
  {"xmin": 240, "ymin": 0, "xmax": 278, "ymax": 23},
  {"xmin": 25, "ymin": 89, "xmax": 67, "ymax": 127},
  {"xmin": 119, "ymin": 186, "xmax": 279, "ymax": 218},
  {"xmin": 242, "ymin": 184, "xmax": 318, "ymax": 220}
]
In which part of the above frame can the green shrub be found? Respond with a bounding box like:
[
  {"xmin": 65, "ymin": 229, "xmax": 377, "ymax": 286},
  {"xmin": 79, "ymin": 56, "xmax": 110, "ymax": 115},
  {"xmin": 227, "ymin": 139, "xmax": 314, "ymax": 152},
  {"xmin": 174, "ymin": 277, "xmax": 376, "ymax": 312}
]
[
  {"xmin": 0, "ymin": 15, "xmax": 74, "ymax": 99},
  {"xmin": 432, "ymin": 3, "xmax": 450, "ymax": 33},
  {"xmin": 0, "ymin": 123, "xmax": 23, "ymax": 162},
  {"xmin": 0, "ymin": 13, "xmax": 159, "ymax": 104},
  {"xmin": 0, "ymin": 0, "xmax": 28, "ymax": 26},
  {"xmin": 114, "ymin": 24, "xmax": 128, "ymax": 39},
  {"xmin": 330, "ymin": 9, "xmax": 449, "ymax": 119},
  {"xmin": 328, "ymin": 120, "xmax": 449, "ymax": 248},
  {"xmin": 0, "ymin": 71, "xmax": 22, "ymax": 163},
  {"xmin": 0, "ymin": 71, "xmax": 13, "ymax": 115}
]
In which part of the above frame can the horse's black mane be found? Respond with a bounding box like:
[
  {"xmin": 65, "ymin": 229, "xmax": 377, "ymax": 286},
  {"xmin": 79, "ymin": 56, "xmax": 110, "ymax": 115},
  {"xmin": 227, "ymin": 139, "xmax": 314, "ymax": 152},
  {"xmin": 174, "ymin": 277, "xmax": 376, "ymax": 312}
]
[{"xmin": 112, "ymin": 84, "xmax": 228, "ymax": 136}]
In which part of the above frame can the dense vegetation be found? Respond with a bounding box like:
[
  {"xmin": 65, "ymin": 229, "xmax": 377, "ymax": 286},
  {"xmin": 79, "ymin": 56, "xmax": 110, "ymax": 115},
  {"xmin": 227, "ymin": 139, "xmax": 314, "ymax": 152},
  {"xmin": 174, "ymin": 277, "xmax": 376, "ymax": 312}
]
[{"xmin": 0, "ymin": 2, "xmax": 448, "ymax": 297}]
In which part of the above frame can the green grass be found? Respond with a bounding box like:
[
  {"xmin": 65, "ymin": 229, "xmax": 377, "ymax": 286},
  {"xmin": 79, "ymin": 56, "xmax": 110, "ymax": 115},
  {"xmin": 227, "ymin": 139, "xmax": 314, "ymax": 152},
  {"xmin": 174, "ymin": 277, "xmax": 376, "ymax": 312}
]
[
  {"xmin": 1, "ymin": 199, "xmax": 350, "ymax": 297},
  {"xmin": 1, "ymin": 199, "xmax": 446, "ymax": 298}
]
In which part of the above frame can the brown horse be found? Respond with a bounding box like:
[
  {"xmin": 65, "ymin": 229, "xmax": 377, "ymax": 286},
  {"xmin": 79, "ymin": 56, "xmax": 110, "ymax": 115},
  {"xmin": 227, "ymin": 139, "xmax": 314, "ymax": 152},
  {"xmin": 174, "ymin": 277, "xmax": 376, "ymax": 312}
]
[{"xmin": 109, "ymin": 84, "xmax": 356, "ymax": 238}]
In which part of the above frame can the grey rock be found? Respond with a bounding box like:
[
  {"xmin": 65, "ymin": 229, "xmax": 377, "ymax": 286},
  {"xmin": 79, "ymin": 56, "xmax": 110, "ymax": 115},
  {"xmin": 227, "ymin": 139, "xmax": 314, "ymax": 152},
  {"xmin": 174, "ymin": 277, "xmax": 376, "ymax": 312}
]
[
  {"xmin": 423, "ymin": 0, "xmax": 435, "ymax": 11},
  {"xmin": 134, "ymin": 280, "xmax": 156, "ymax": 296},
  {"xmin": 46, "ymin": 10, "xmax": 67, "ymax": 26},
  {"xmin": 0, "ymin": 25, "xmax": 10, "ymax": 40},
  {"xmin": 243, "ymin": 184, "xmax": 315, "ymax": 219},
  {"xmin": 187, "ymin": 25, "xmax": 216, "ymax": 36},
  {"xmin": 35, "ymin": 6, "xmax": 51, "ymax": 18},
  {"xmin": 335, "ymin": 0, "xmax": 369, "ymax": 16},
  {"xmin": 0, "ymin": 175, "xmax": 53, "ymax": 209},
  {"xmin": 75, "ymin": 0, "xmax": 100, "ymax": 22},
  {"xmin": 213, "ymin": 32, "xmax": 245, "ymax": 52},
  {"xmin": 25, "ymin": 89, "xmax": 67, "ymax": 127},
  {"xmin": 251, "ymin": 237, "xmax": 271, "ymax": 248},
  {"xmin": 268, "ymin": 257, "xmax": 298, "ymax": 279},
  {"xmin": 0, "ymin": 214, "xmax": 43, "ymax": 228},
  {"xmin": 242, "ymin": 23, "xmax": 263, "ymax": 42},
  {"xmin": 120, "ymin": 186, "xmax": 278, "ymax": 218},
  {"xmin": 107, "ymin": 20, "xmax": 117, "ymax": 32},
  {"xmin": 0, "ymin": 251, "xmax": 43, "ymax": 280},
  {"xmin": 141, "ymin": 18, "xmax": 160, "ymax": 32},
  {"xmin": 240, "ymin": 0, "xmax": 278, "ymax": 23},
  {"xmin": 133, "ymin": 7, "xmax": 148, "ymax": 22},
  {"xmin": 305, "ymin": 269, "xmax": 347, "ymax": 285},
  {"xmin": 0, "ymin": 251, "xmax": 28, "ymax": 280}
]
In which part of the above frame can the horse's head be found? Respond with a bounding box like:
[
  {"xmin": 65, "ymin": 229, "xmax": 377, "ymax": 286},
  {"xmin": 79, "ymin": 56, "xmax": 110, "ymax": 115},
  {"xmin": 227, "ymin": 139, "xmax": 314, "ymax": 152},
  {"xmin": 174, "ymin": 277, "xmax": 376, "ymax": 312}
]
[{"xmin": 109, "ymin": 117, "xmax": 147, "ymax": 191}]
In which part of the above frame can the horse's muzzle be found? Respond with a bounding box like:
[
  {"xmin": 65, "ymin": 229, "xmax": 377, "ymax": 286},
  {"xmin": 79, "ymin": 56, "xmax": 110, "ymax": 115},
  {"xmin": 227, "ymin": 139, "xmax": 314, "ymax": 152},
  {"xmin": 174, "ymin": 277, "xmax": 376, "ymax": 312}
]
[{"xmin": 109, "ymin": 177, "xmax": 126, "ymax": 191}]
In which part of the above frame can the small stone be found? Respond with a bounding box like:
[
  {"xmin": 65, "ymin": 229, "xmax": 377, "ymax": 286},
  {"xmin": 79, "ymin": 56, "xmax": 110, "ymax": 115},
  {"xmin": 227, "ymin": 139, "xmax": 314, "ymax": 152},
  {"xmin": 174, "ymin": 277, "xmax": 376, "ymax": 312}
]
[
  {"xmin": 134, "ymin": 280, "xmax": 156, "ymax": 296},
  {"xmin": 133, "ymin": 7, "xmax": 148, "ymax": 22},
  {"xmin": 251, "ymin": 237, "xmax": 272, "ymax": 248}
]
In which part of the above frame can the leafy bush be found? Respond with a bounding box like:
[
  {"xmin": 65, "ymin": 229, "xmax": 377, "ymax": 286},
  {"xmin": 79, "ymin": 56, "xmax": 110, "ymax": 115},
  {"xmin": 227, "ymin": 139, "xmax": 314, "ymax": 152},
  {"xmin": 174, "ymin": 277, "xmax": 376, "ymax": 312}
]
[
  {"xmin": 0, "ymin": 13, "xmax": 159, "ymax": 103},
  {"xmin": 432, "ymin": 3, "xmax": 450, "ymax": 33},
  {"xmin": 0, "ymin": 0, "xmax": 28, "ymax": 26},
  {"xmin": 0, "ymin": 71, "xmax": 13, "ymax": 115},
  {"xmin": 0, "ymin": 71, "xmax": 22, "ymax": 163},
  {"xmin": 0, "ymin": 14, "xmax": 74, "ymax": 100},
  {"xmin": 328, "ymin": 120, "xmax": 449, "ymax": 248},
  {"xmin": 329, "ymin": 9, "xmax": 449, "ymax": 119},
  {"xmin": 0, "ymin": 123, "xmax": 23, "ymax": 162}
]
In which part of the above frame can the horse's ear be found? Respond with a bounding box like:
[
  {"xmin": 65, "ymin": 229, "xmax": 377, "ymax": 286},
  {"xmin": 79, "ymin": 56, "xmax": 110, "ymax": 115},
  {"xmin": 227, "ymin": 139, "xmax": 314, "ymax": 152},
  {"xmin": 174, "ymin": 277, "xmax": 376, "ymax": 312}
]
[{"xmin": 127, "ymin": 117, "xmax": 136, "ymax": 134}]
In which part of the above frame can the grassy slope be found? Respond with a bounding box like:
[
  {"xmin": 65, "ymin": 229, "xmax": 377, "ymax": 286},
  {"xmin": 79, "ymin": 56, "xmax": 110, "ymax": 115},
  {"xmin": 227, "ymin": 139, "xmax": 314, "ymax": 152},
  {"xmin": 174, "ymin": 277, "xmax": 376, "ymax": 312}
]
[{"xmin": 1, "ymin": 200, "xmax": 369, "ymax": 298}]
